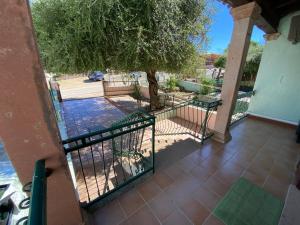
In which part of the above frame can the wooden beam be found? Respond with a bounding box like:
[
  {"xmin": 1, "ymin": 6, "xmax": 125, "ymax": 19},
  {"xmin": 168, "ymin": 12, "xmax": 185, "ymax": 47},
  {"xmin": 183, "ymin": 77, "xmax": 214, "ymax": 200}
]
[
  {"xmin": 256, "ymin": 14, "xmax": 277, "ymax": 34},
  {"xmin": 255, "ymin": 0, "xmax": 279, "ymax": 33}
]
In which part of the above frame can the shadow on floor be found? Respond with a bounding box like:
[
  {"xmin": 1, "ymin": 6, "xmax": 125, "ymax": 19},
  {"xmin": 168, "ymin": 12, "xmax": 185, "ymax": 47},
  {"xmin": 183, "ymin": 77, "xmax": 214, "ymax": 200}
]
[{"xmin": 155, "ymin": 137, "xmax": 201, "ymax": 170}]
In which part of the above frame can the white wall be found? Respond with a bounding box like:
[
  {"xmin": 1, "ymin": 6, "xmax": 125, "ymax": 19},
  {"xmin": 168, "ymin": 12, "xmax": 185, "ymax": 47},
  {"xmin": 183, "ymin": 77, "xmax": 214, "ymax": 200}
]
[{"xmin": 248, "ymin": 11, "xmax": 300, "ymax": 125}]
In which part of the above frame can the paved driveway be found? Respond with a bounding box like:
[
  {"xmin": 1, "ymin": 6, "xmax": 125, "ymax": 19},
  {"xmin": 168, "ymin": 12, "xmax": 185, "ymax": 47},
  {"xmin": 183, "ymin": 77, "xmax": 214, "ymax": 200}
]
[
  {"xmin": 61, "ymin": 97, "xmax": 125, "ymax": 138},
  {"xmin": 58, "ymin": 77, "xmax": 103, "ymax": 100}
]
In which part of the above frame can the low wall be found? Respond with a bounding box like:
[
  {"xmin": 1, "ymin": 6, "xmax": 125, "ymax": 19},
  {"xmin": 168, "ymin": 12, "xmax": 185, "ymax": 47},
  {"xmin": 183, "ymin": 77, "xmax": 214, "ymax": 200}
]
[
  {"xmin": 178, "ymin": 80, "xmax": 201, "ymax": 93},
  {"xmin": 176, "ymin": 105, "xmax": 216, "ymax": 130},
  {"xmin": 103, "ymin": 81, "xmax": 134, "ymax": 96},
  {"xmin": 139, "ymin": 85, "xmax": 150, "ymax": 99},
  {"xmin": 156, "ymin": 104, "xmax": 216, "ymax": 130}
]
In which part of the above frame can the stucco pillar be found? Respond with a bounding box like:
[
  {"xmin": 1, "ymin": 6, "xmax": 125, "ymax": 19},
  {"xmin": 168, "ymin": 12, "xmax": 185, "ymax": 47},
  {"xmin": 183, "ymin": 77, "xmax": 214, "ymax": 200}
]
[
  {"xmin": 0, "ymin": 1, "xmax": 83, "ymax": 225},
  {"xmin": 213, "ymin": 2, "xmax": 261, "ymax": 143}
]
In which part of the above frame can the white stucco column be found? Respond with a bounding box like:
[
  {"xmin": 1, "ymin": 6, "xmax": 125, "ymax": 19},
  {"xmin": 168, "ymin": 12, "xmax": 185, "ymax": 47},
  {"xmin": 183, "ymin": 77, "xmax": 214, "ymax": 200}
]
[{"xmin": 213, "ymin": 2, "xmax": 261, "ymax": 143}]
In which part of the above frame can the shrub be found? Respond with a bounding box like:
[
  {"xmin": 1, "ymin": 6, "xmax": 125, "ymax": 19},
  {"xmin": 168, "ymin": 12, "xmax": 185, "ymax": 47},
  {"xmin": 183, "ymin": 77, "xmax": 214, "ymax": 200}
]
[
  {"xmin": 165, "ymin": 77, "xmax": 179, "ymax": 92},
  {"xmin": 199, "ymin": 77, "xmax": 216, "ymax": 95},
  {"xmin": 131, "ymin": 83, "xmax": 142, "ymax": 100}
]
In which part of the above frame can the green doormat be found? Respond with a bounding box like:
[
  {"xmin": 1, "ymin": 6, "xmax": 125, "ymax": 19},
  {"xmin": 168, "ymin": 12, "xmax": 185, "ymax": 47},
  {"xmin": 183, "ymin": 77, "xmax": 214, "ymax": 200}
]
[{"xmin": 213, "ymin": 178, "xmax": 284, "ymax": 225}]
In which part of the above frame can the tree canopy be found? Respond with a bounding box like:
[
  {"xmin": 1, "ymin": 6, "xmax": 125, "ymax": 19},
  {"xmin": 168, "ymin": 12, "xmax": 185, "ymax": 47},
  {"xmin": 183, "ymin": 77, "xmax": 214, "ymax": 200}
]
[
  {"xmin": 243, "ymin": 41, "xmax": 263, "ymax": 80},
  {"xmin": 180, "ymin": 53, "xmax": 206, "ymax": 79},
  {"xmin": 214, "ymin": 55, "xmax": 226, "ymax": 69},
  {"xmin": 32, "ymin": 0, "xmax": 212, "ymax": 109},
  {"xmin": 32, "ymin": 0, "xmax": 211, "ymax": 74},
  {"xmin": 213, "ymin": 41, "xmax": 264, "ymax": 80}
]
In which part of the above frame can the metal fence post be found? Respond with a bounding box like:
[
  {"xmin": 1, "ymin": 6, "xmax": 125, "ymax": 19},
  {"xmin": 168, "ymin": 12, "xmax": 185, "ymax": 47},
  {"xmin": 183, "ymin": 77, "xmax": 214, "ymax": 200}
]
[
  {"xmin": 152, "ymin": 117, "xmax": 156, "ymax": 174},
  {"xmin": 28, "ymin": 160, "xmax": 47, "ymax": 225},
  {"xmin": 201, "ymin": 104, "xmax": 209, "ymax": 144}
]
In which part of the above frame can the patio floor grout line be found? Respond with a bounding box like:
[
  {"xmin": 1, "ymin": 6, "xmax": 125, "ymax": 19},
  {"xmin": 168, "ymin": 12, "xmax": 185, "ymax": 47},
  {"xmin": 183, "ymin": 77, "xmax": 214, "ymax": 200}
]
[
  {"xmin": 88, "ymin": 120, "xmax": 297, "ymax": 225},
  {"xmin": 161, "ymin": 150, "xmax": 221, "ymax": 224},
  {"xmin": 240, "ymin": 136, "xmax": 271, "ymax": 178},
  {"xmin": 168, "ymin": 197, "xmax": 194, "ymax": 225},
  {"xmin": 116, "ymin": 200, "xmax": 147, "ymax": 225},
  {"xmin": 135, "ymin": 188, "xmax": 163, "ymax": 225},
  {"xmin": 116, "ymin": 200, "xmax": 129, "ymax": 225},
  {"xmin": 199, "ymin": 135, "xmax": 273, "ymax": 225}
]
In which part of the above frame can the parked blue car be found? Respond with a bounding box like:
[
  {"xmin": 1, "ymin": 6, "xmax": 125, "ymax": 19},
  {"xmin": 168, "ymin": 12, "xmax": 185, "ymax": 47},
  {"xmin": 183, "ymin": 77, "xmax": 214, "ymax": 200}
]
[
  {"xmin": 129, "ymin": 72, "xmax": 142, "ymax": 81},
  {"xmin": 88, "ymin": 71, "xmax": 104, "ymax": 81}
]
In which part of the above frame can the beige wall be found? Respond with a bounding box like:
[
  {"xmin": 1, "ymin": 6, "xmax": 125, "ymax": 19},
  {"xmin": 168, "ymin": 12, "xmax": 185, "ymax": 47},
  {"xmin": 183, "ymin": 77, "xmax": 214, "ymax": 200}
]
[
  {"xmin": 103, "ymin": 81, "xmax": 134, "ymax": 96},
  {"xmin": 156, "ymin": 106, "xmax": 216, "ymax": 130},
  {"xmin": 0, "ymin": 1, "xmax": 82, "ymax": 225},
  {"xmin": 176, "ymin": 106, "xmax": 216, "ymax": 130},
  {"xmin": 139, "ymin": 85, "xmax": 150, "ymax": 99}
]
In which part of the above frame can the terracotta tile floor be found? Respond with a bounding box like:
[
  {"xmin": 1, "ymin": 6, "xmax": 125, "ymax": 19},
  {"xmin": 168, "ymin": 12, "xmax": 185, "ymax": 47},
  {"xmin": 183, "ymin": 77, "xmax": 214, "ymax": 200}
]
[{"xmin": 90, "ymin": 118, "xmax": 300, "ymax": 225}]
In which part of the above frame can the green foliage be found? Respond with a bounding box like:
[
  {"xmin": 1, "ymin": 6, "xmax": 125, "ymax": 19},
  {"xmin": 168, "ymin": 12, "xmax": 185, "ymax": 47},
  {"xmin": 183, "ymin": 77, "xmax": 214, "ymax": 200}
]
[
  {"xmin": 199, "ymin": 76, "xmax": 215, "ymax": 95},
  {"xmin": 131, "ymin": 83, "xmax": 142, "ymax": 100},
  {"xmin": 243, "ymin": 42, "xmax": 263, "ymax": 80},
  {"xmin": 214, "ymin": 55, "xmax": 226, "ymax": 68},
  {"xmin": 246, "ymin": 41, "xmax": 264, "ymax": 61},
  {"xmin": 240, "ymin": 80, "xmax": 255, "ymax": 87},
  {"xmin": 32, "ymin": 0, "xmax": 114, "ymax": 72},
  {"xmin": 221, "ymin": 41, "xmax": 263, "ymax": 80},
  {"xmin": 165, "ymin": 77, "xmax": 179, "ymax": 92},
  {"xmin": 32, "ymin": 0, "xmax": 211, "ymax": 74},
  {"xmin": 180, "ymin": 53, "xmax": 206, "ymax": 79},
  {"xmin": 233, "ymin": 99, "xmax": 249, "ymax": 115}
]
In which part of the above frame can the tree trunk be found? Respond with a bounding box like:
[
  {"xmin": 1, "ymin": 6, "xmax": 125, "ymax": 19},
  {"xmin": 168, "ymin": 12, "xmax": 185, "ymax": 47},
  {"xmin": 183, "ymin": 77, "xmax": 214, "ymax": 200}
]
[
  {"xmin": 211, "ymin": 69, "xmax": 216, "ymax": 79},
  {"xmin": 146, "ymin": 69, "xmax": 160, "ymax": 110},
  {"xmin": 217, "ymin": 68, "xmax": 222, "ymax": 80}
]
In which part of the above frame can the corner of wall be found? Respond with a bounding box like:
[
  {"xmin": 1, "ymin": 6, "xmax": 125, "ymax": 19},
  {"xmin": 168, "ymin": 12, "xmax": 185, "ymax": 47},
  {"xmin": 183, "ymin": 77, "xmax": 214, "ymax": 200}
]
[{"xmin": 248, "ymin": 10, "xmax": 300, "ymax": 124}]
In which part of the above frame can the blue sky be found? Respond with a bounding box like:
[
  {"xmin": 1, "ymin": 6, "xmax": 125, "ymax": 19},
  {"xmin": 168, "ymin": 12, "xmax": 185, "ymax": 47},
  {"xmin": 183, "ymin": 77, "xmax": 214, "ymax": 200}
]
[{"xmin": 207, "ymin": 0, "xmax": 265, "ymax": 54}]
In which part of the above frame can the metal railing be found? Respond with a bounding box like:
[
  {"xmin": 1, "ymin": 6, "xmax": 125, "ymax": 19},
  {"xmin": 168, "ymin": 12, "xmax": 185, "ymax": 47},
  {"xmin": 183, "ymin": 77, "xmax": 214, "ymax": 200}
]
[
  {"xmin": 49, "ymin": 87, "xmax": 63, "ymax": 123},
  {"xmin": 62, "ymin": 111, "xmax": 155, "ymax": 207},
  {"xmin": 158, "ymin": 92, "xmax": 195, "ymax": 108},
  {"xmin": 231, "ymin": 91, "xmax": 255, "ymax": 124},
  {"xmin": 154, "ymin": 96, "xmax": 221, "ymax": 144},
  {"xmin": 17, "ymin": 160, "xmax": 47, "ymax": 225}
]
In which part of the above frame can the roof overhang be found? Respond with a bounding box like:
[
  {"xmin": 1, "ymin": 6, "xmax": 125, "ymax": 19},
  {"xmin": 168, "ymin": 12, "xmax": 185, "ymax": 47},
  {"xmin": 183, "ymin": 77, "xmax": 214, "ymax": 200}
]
[{"xmin": 219, "ymin": 0, "xmax": 300, "ymax": 34}]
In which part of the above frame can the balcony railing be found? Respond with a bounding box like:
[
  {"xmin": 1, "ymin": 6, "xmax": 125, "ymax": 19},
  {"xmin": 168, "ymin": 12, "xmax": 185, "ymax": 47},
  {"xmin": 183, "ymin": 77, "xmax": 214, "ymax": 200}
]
[
  {"xmin": 231, "ymin": 91, "xmax": 255, "ymax": 124},
  {"xmin": 17, "ymin": 160, "xmax": 47, "ymax": 225},
  {"xmin": 154, "ymin": 96, "xmax": 221, "ymax": 144},
  {"xmin": 62, "ymin": 111, "xmax": 155, "ymax": 207}
]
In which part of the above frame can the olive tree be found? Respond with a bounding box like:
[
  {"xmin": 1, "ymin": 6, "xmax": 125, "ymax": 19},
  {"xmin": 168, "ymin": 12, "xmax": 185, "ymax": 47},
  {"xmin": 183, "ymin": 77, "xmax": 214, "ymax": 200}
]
[
  {"xmin": 214, "ymin": 41, "xmax": 263, "ymax": 82},
  {"xmin": 32, "ymin": 0, "xmax": 211, "ymax": 109},
  {"xmin": 180, "ymin": 53, "xmax": 206, "ymax": 80}
]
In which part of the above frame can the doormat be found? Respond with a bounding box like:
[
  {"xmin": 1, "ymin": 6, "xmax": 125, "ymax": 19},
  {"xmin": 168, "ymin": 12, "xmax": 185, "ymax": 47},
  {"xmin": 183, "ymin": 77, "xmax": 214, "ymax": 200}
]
[{"xmin": 213, "ymin": 178, "xmax": 284, "ymax": 225}]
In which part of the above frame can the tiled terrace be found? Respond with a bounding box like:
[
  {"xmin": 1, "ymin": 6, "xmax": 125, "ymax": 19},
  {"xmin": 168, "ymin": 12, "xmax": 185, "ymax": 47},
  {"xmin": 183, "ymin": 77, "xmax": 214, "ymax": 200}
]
[
  {"xmin": 61, "ymin": 96, "xmax": 214, "ymax": 203},
  {"xmin": 90, "ymin": 118, "xmax": 300, "ymax": 225}
]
